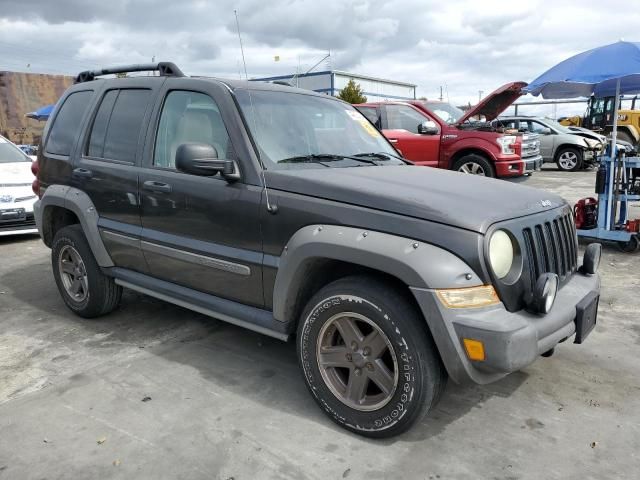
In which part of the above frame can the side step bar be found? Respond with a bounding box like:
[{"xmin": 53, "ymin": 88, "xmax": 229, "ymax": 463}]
[{"xmin": 110, "ymin": 268, "xmax": 292, "ymax": 341}]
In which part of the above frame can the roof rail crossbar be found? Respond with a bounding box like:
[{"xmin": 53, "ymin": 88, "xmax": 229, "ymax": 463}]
[{"xmin": 75, "ymin": 62, "xmax": 184, "ymax": 83}]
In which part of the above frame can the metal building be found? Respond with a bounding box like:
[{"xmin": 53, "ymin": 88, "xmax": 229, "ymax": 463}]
[{"xmin": 251, "ymin": 70, "xmax": 416, "ymax": 101}]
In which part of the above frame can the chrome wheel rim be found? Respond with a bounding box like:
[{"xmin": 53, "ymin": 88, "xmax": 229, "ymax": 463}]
[
  {"xmin": 458, "ymin": 162, "xmax": 486, "ymax": 175},
  {"xmin": 558, "ymin": 151, "xmax": 578, "ymax": 170},
  {"xmin": 316, "ymin": 312, "xmax": 398, "ymax": 412},
  {"xmin": 58, "ymin": 245, "xmax": 89, "ymax": 302}
]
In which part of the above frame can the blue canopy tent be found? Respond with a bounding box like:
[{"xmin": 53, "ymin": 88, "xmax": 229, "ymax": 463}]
[
  {"xmin": 524, "ymin": 40, "xmax": 640, "ymax": 249},
  {"xmin": 25, "ymin": 104, "xmax": 54, "ymax": 121}
]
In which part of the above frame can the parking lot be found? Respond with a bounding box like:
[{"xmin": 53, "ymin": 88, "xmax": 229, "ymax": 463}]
[{"xmin": 0, "ymin": 166, "xmax": 639, "ymax": 480}]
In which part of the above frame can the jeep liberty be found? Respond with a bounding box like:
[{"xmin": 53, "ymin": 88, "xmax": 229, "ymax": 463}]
[{"xmin": 33, "ymin": 63, "xmax": 601, "ymax": 437}]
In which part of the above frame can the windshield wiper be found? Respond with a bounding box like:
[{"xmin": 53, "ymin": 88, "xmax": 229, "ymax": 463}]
[
  {"xmin": 353, "ymin": 152, "xmax": 403, "ymax": 161},
  {"xmin": 279, "ymin": 153, "xmax": 380, "ymax": 166},
  {"xmin": 278, "ymin": 154, "xmax": 343, "ymax": 165}
]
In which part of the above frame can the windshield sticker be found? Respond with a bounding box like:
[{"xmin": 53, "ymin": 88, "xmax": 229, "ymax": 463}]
[{"xmin": 359, "ymin": 120, "xmax": 381, "ymax": 138}]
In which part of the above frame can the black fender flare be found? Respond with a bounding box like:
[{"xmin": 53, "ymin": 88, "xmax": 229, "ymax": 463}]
[
  {"xmin": 272, "ymin": 224, "xmax": 483, "ymax": 322},
  {"xmin": 34, "ymin": 185, "xmax": 114, "ymax": 267}
]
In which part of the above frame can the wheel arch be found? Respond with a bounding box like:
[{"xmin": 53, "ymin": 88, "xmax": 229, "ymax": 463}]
[
  {"xmin": 36, "ymin": 185, "xmax": 113, "ymax": 266},
  {"xmin": 553, "ymin": 143, "xmax": 584, "ymax": 160},
  {"xmin": 272, "ymin": 225, "xmax": 484, "ymax": 327},
  {"xmin": 448, "ymin": 148, "xmax": 493, "ymax": 169}
]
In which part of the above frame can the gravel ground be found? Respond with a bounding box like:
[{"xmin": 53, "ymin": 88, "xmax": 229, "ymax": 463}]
[{"xmin": 0, "ymin": 165, "xmax": 638, "ymax": 480}]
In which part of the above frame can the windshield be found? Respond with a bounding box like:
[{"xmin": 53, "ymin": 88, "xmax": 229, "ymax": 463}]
[
  {"xmin": 423, "ymin": 101, "xmax": 465, "ymax": 124},
  {"xmin": 542, "ymin": 118, "xmax": 573, "ymax": 134},
  {"xmin": 235, "ymin": 89, "xmax": 404, "ymax": 169},
  {"xmin": 0, "ymin": 137, "xmax": 30, "ymax": 163}
]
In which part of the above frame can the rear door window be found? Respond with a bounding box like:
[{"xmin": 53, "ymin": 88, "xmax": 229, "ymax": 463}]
[
  {"xmin": 45, "ymin": 90, "xmax": 93, "ymax": 156},
  {"xmin": 87, "ymin": 89, "xmax": 151, "ymax": 162},
  {"xmin": 385, "ymin": 105, "xmax": 426, "ymax": 133}
]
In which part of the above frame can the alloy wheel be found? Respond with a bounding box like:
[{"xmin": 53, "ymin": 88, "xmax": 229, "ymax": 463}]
[
  {"xmin": 58, "ymin": 245, "xmax": 89, "ymax": 302},
  {"xmin": 558, "ymin": 151, "xmax": 578, "ymax": 170},
  {"xmin": 316, "ymin": 312, "xmax": 398, "ymax": 411},
  {"xmin": 458, "ymin": 162, "xmax": 486, "ymax": 175}
]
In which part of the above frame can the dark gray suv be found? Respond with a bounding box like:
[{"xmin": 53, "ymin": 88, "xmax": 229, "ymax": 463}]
[{"xmin": 33, "ymin": 63, "xmax": 601, "ymax": 437}]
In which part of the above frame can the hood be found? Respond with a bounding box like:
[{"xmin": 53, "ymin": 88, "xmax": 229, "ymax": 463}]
[
  {"xmin": 266, "ymin": 165, "xmax": 564, "ymax": 234},
  {"xmin": 0, "ymin": 161, "xmax": 34, "ymax": 185},
  {"xmin": 457, "ymin": 82, "xmax": 528, "ymax": 125}
]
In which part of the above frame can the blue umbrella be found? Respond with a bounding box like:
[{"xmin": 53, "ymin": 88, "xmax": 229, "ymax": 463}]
[
  {"xmin": 524, "ymin": 40, "xmax": 640, "ymax": 230},
  {"xmin": 524, "ymin": 40, "xmax": 640, "ymax": 98},
  {"xmin": 25, "ymin": 104, "xmax": 55, "ymax": 121}
]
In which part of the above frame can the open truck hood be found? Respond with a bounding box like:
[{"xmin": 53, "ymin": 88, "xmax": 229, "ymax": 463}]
[{"xmin": 456, "ymin": 81, "xmax": 527, "ymax": 125}]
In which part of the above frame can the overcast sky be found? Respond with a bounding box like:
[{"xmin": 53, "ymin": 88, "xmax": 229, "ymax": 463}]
[{"xmin": 0, "ymin": 0, "xmax": 636, "ymax": 116}]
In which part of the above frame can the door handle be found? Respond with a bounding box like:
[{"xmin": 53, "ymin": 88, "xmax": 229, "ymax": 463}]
[
  {"xmin": 388, "ymin": 138, "xmax": 398, "ymax": 143},
  {"xmin": 72, "ymin": 168, "xmax": 93, "ymax": 178},
  {"xmin": 143, "ymin": 180, "xmax": 172, "ymax": 193}
]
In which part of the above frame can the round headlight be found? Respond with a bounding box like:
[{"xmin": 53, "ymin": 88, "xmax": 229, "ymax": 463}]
[{"xmin": 489, "ymin": 230, "xmax": 514, "ymax": 279}]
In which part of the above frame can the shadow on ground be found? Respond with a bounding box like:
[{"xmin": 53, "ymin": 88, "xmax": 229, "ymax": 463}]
[{"xmin": 3, "ymin": 260, "xmax": 528, "ymax": 443}]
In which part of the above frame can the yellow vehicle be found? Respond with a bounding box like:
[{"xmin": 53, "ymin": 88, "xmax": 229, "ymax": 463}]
[{"xmin": 559, "ymin": 95, "xmax": 640, "ymax": 146}]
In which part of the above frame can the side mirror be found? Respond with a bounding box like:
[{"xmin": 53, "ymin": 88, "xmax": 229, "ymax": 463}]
[
  {"xmin": 417, "ymin": 120, "xmax": 438, "ymax": 135},
  {"xmin": 175, "ymin": 143, "xmax": 239, "ymax": 181},
  {"xmin": 539, "ymin": 127, "xmax": 552, "ymax": 135}
]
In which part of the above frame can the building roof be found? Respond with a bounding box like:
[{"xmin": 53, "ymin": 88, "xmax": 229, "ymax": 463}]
[{"xmin": 251, "ymin": 70, "xmax": 416, "ymax": 88}]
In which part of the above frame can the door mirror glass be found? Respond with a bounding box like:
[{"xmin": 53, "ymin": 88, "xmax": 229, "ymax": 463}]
[
  {"xmin": 417, "ymin": 120, "xmax": 438, "ymax": 135},
  {"xmin": 175, "ymin": 143, "xmax": 235, "ymax": 178}
]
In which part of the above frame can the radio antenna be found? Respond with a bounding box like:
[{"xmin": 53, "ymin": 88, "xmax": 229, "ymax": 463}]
[
  {"xmin": 234, "ymin": 9, "xmax": 249, "ymax": 81},
  {"xmin": 233, "ymin": 9, "xmax": 277, "ymax": 213}
]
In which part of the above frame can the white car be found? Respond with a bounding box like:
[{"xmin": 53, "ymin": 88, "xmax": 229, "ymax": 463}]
[{"xmin": 0, "ymin": 135, "xmax": 38, "ymax": 236}]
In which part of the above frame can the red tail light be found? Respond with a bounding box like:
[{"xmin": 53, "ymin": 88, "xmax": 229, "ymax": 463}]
[{"xmin": 31, "ymin": 159, "xmax": 41, "ymax": 198}]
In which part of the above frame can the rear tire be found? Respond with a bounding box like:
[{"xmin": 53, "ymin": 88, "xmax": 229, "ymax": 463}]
[
  {"xmin": 51, "ymin": 224, "xmax": 122, "ymax": 318},
  {"xmin": 452, "ymin": 154, "xmax": 495, "ymax": 178},
  {"xmin": 555, "ymin": 147, "xmax": 583, "ymax": 171},
  {"xmin": 297, "ymin": 275, "xmax": 445, "ymax": 438}
]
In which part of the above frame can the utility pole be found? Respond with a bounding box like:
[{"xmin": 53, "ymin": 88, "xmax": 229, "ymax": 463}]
[
  {"xmin": 439, "ymin": 86, "xmax": 443, "ymax": 101},
  {"xmin": 478, "ymin": 90, "xmax": 484, "ymax": 103}
]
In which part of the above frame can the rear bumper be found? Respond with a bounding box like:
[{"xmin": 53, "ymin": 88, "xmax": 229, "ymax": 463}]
[{"xmin": 410, "ymin": 271, "xmax": 600, "ymax": 385}]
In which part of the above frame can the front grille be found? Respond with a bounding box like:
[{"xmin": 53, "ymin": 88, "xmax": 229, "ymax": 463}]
[{"xmin": 522, "ymin": 211, "xmax": 577, "ymax": 282}]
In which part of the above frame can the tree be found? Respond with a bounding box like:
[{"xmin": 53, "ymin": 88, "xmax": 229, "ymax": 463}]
[{"xmin": 337, "ymin": 79, "xmax": 367, "ymax": 104}]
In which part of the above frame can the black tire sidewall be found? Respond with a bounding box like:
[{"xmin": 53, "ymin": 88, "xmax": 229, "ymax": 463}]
[
  {"xmin": 297, "ymin": 283, "xmax": 436, "ymax": 437},
  {"xmin": 51, "ymin": 225, "xmax": 109, "ymax": 317},
  {"xmin": 453, "ymin": 154, "xmax": 495, "ymax": 178}
]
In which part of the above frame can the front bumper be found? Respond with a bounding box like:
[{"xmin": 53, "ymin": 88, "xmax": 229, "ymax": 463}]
[
  {"xmin": 0, "ymin": 202, "xmax": 38, "ymax": 237},
  {"xmin": 410, "ymin": 271, "xmax": 600, "ymax": 385},
  {"xmin": 524, "ymin": 155, "xmax": 543, "ymax": 173},
  {"xmin": 494, "ymin": 159, "xmax": 525, "ymax": 177}
]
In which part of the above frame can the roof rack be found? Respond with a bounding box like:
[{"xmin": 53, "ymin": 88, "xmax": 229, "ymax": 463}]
[{"xmin": 75, "ymin": 62, "xmax": 184, "ymax": 83}]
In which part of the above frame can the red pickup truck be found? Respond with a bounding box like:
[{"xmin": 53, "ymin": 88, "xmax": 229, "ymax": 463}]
[{"xmin": 355, "ymin": 82, "xmax": 542, "ymax": 178}]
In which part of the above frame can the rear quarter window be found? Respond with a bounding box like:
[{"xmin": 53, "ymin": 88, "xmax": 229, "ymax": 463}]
[{"xmin": 45, "ymin": 90, "xmax": 93, "ymax": 156}]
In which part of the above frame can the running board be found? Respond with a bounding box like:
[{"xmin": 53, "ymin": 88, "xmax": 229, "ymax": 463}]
[{"xmin": 110, "ymin": 268, "xmax": 291, "ymax": 341}]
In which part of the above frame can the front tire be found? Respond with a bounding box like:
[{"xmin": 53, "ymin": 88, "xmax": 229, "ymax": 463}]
[
  {"xmin": 452, "ymin": 154, "xmax": 495, "ymax": 178},
  {"xmin": 52, "ymin": 225, "xmax": 122, "ymax": 318},
  {"xmin": 297, "ymin": 276, "xmax": 445, "ymax": 438},
  {"xmin": 555, "ymin": 147, "xmax": 583, "ymax": 171}
]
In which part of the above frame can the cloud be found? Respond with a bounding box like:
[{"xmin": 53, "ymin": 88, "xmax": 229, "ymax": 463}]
[{"xmin": 0, "ymin": 0, "xmax": 636, "ymax": 116}]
